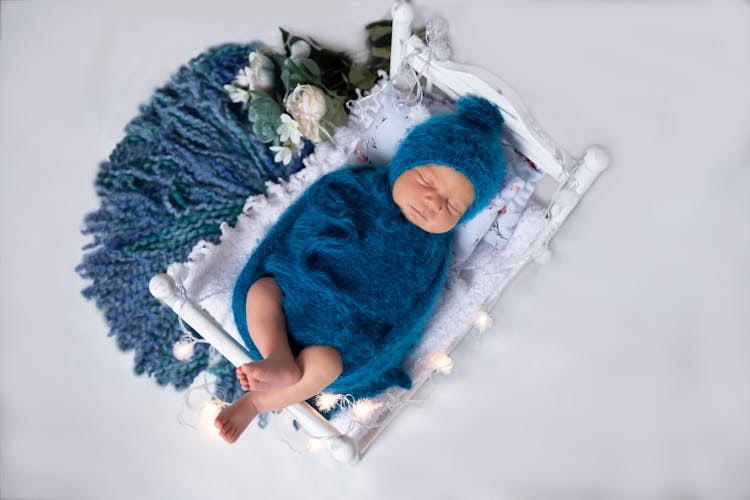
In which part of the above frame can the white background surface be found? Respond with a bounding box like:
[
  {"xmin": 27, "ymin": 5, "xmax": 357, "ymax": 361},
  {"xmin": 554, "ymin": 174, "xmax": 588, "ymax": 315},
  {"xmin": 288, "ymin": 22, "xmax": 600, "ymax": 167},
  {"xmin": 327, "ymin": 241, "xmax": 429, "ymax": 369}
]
[{"xmin": 2, "ymin": 1, "xmax": 749, "ymax": 499}]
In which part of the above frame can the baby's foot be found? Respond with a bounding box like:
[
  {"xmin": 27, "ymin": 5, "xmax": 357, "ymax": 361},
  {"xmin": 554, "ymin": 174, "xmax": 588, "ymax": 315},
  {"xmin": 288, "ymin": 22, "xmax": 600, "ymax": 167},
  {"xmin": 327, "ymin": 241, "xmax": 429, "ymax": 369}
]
[
  {"xmin": 214, "ymin": 394, "xmax": 259, "ymax": 444},
  {"xmin": 238, "ymin": 357, "xmax": 301, "ymax": 391}
]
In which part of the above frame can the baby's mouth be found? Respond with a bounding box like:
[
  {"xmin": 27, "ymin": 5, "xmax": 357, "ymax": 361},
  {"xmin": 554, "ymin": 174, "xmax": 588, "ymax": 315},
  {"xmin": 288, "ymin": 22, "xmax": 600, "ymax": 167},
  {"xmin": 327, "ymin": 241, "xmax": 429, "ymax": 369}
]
[{"xmin": 410, "ymin": 205, "xmax": 428, "ymax": 221}]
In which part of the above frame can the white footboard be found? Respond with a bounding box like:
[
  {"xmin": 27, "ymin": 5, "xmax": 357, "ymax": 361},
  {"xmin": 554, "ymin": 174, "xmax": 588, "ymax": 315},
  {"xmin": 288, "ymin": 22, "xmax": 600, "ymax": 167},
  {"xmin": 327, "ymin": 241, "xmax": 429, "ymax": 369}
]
[{"xmin": 148, "ymin": 274, "xmax": 360, "ymax": 464}]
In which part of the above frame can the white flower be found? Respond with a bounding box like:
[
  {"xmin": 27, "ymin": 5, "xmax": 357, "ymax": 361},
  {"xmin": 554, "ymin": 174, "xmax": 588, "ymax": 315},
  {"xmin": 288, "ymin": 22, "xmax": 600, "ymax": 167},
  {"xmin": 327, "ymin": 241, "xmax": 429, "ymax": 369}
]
[
  {"xmin": 223, "ymin": 84, "xmax": 249, "ymax": 103},
  {"xmin": 269, "ymin": 145, "xmax": 293, "ymax": 165},
  {"xmin": 284, "ymin": 84, "xmax": 327, "ymax": 143},
  {"xmin": 234, "ymin": 67, "xmax": 254, "ymax": 88},
  {"xmin": 276, "ymin": 113, "xmax": 302, "ymax": 145},
  {"xmin": 246, "ymin": 51, "xmax": 275, "ymax": 91},
  {"xmin": 290, "ymin": 40, "xmax": 311, "ymax": 59}
]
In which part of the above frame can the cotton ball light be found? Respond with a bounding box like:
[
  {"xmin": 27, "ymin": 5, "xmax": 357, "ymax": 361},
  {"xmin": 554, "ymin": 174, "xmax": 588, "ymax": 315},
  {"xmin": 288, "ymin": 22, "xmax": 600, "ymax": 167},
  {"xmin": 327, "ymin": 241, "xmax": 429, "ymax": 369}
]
[
  {"xmin": 350, "ymin": 398, "xmax": 382, "ymax": 421},
  {"xmin": 306, "ymin": 436, "xmax": 326, "ymax": 453},
  {"xmin": 473, "ymin": 310, "xmax": 493, "ymax": 332},
  {"xmin": 199, "ymin": 400, "xmax": 223, "ymax": 429},
  {"xmin": 173, "ymin": 339, "xmax": 195, "ymax": 361},
  {"xmin": 315, "ymin": 393, "xmax": 342, "ymax": 412},
  {"xmin": 534, "ymin": 246, "xmax": 552, "ymax": 265},
  {"xmin": 429, "ymin": 353, "xmax": 454, "ymax": 375}
]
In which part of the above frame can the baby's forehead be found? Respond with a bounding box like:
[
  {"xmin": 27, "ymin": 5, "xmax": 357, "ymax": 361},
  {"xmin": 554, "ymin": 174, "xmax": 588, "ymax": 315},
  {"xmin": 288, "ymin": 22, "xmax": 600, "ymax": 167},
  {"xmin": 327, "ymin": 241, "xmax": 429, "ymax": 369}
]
[{"xmin": 419, "ymin": 163, "xmax": 473, "ymax": 183}]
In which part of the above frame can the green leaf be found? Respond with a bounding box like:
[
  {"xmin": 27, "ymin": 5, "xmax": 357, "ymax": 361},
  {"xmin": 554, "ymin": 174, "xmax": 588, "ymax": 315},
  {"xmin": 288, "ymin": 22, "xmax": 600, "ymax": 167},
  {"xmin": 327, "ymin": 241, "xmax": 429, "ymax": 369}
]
[
  {"xmin": 280, "ymin": 27, "xmax": 290, "ymax": 46},
  {"xmin": 247, "ymin": 91, "xmax": 282, "ymax": 143},
  {"xmin": 364, "ymin": 19, "xmax": 391, "ymax": 30},
  {"xmin": 279, "ymin": 27, "xmax": 309, "ymax": 57},
  {"xmin": 367, "ymin": 25, "xmax": 392, "ymax": 45},
  {"xmin": 414, "ymin": 26, "xmax": 426, "ymax": 41},
  {"xmin": 348, "ymin": 63, "xmax": 376, "ymax": 89},
  {"xmin": 322, "ymin": 95, "xmax": 348, "ymax": 129},
  {"xmin": 371, "ymin": 46, "xmax": 391, "ymax": 60},
  {"xmin": 280, "ymin": 58, "xmax": 322, "ymax": 93}
]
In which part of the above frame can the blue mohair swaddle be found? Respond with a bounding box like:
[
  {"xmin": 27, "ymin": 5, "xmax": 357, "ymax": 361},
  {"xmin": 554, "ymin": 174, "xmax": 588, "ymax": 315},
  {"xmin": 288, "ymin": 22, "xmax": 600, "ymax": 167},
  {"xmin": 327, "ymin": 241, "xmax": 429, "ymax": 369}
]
[
  {"xmin": 232, "ymin": 96, "xmax": 506, "ymax": 399},
  {"xmin": 232, "ymin": 164, "xmax": 453, "ymax": 398}
]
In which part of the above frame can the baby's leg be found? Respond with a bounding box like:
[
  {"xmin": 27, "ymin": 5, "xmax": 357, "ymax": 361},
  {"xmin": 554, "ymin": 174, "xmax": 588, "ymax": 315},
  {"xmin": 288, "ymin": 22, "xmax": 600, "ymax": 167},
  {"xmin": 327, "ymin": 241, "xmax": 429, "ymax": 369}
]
[
  {"xmin": 215, "ymin": 345, "xmax": 343, "ymax": 444},
  {"xmin": 239, "ymin": 276, "xmax": 300, "ymax": 391}
]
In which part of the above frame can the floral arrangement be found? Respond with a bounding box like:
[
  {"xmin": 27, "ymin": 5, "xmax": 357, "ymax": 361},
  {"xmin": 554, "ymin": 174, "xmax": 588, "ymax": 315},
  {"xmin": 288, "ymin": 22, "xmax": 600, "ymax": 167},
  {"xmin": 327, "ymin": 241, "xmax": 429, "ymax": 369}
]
[{"xmin": 224, "ymin": 23, "xmax": 397, "ymax": 165}]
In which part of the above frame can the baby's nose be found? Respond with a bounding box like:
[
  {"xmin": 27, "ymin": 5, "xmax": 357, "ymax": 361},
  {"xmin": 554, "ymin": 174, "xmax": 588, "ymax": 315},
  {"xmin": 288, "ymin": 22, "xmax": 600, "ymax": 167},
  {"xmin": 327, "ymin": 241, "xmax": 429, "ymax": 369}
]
[{"xmin": 424, "ymin": 194, "xmax": 443, "ymax": 213}]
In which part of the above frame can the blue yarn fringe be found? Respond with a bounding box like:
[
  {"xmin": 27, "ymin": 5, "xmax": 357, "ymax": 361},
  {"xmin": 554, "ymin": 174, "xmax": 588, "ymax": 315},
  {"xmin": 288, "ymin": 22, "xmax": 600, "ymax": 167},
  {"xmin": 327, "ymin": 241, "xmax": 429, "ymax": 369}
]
[{"xmin": 77, "ymin": 43, "xmax": 312, "ymax": 402}]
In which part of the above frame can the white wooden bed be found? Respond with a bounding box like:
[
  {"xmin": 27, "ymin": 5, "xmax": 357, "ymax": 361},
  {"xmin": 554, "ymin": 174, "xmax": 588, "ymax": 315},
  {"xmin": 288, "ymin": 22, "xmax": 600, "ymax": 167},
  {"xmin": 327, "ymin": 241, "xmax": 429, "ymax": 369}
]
[{"xmin": 149, "ymin": 0, "xmax": 609, "ymax": 464}]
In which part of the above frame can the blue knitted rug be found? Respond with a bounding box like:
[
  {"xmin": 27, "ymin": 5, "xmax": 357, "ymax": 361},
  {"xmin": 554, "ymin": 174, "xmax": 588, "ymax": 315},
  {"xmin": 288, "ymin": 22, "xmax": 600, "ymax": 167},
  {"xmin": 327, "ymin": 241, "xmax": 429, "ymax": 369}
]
[{"xmin": 77, "ymin": 43, "xmax": 311, "ymax": 402}]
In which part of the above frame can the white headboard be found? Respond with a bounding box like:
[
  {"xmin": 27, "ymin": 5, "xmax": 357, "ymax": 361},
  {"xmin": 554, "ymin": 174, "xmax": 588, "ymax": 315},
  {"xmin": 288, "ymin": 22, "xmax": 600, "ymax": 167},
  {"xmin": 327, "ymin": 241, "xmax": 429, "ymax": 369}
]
[{"xmin": 388, "ymin": 1, "xmax": 574, "ymax": 183}]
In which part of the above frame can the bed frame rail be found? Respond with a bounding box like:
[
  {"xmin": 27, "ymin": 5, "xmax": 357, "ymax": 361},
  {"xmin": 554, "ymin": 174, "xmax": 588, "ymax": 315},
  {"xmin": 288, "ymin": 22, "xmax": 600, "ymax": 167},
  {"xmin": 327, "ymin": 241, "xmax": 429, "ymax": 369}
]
[{"xmin": 148, "ymin": 274, "xmax": 360, "ymax": 464}]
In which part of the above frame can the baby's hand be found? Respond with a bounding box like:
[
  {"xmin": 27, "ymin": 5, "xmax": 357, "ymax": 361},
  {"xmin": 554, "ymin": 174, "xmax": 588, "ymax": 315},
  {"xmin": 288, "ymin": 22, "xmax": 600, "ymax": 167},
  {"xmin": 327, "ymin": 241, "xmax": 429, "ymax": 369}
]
[{"xmin": 236, "ymin": 364, "xmax": 252, "ymax": 391}]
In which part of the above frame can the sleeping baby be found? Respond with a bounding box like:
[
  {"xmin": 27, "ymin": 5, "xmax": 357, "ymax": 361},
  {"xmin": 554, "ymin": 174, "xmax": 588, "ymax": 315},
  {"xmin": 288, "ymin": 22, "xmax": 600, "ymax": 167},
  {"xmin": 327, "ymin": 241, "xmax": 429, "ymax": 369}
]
[{"xmin": 215, "ymin": 95, "xmax": 506, "ymax": 443}]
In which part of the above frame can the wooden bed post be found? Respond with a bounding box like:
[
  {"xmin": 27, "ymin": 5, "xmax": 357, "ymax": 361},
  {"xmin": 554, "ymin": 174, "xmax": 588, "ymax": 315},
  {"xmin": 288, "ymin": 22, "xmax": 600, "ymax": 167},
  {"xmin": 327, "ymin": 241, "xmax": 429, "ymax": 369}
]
[
  {"xmin": 390, "ymin": 0, "xmax": 415, "ymax": 77},
  {"xmin": 149, "ymin": 273, "xmax": 360, "ymax": 464}
]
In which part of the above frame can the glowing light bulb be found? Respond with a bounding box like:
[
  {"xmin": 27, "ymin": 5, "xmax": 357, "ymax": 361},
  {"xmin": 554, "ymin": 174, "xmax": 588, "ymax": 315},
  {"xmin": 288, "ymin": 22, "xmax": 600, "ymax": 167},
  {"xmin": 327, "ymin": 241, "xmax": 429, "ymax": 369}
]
[
  {"xmin": 307, "ymin": 437, "xmax": 325, "ymax": 452},
  {"xmin": 173, "ymin": 340, "xmax": 195, "ymax": 361},
  {"xmin": 315, "ymin": 393, "xmax": 342, "ymax": 412},
  {"xmin": 351, "ymin": 398, "xmax": 382, "ymax": 421},
  {"xmin": 429, "ymin": 353, "xmax": 454, "ymax": 375},
  {"xmin": 473, "ymin": 310, "xmax": 493, "ymax": 332},
  {"xmin": 199, "ymin": 401, "xmax": 222, "ymax": 428}
]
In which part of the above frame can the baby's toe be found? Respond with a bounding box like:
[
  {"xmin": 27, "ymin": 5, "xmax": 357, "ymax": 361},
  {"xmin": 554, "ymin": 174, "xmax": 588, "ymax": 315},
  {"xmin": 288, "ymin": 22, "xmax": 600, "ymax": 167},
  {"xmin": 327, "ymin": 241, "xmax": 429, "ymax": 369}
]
[
  {"xmin": 217, "ymin": 423, "xmax": 235, "ymax": 443},
  {"xmin": 214, "ymin": 412, "xmax": 227, "ymax": 430},
  {"xmin": 239, "ymin": 363, "xmax": 255, "ymax": 376}
]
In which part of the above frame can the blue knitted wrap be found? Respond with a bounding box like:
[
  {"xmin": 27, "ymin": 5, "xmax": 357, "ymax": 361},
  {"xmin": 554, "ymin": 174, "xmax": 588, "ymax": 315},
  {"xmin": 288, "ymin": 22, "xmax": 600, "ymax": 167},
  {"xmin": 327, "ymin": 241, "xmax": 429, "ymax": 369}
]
[
  {"xmin": 232, "ymin": 164, "xmax": 453, "ymax": 399},
  {"xmin": 77, "ymin": 43, "xmax": 312, "ymax": 402}
]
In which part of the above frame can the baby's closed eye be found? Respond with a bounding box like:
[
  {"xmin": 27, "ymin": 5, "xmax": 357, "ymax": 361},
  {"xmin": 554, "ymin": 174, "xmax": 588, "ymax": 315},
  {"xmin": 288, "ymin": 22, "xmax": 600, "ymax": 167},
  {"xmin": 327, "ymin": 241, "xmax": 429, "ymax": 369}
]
[{"xmin": 417, "ymin": 173, "xmax": 431, "ymax": 187}]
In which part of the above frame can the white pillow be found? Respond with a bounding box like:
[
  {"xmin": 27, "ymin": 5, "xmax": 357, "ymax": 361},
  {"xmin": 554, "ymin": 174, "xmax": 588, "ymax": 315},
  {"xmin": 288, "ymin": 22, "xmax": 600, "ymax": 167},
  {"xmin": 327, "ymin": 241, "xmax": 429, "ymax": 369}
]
[{"xmin": 453, "ymin": 147, "xmax": 544, "ymax": 262}]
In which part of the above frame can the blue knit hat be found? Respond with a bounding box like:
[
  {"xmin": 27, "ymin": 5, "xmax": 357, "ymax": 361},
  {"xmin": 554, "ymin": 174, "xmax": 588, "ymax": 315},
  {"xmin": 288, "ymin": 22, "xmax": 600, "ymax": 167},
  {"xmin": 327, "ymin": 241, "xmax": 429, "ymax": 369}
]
[{"xmin": 389, "ymin": 95, "xmax": 506, "ymax": 223}]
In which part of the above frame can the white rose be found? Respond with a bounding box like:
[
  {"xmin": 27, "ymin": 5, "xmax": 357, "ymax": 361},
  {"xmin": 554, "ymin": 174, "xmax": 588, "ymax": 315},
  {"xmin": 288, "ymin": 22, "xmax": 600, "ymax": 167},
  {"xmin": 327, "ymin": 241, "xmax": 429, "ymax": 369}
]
[
  {"xmin": 284, "ymin": 84, "xmax": 327, "ymax": 143},
  {"xmin": 289, "ymin": 40, "xmax": 311, "ymax": 59},
  {"xmin": 246, "ymin": 51, "xmax": 275, "ymax": 91}
]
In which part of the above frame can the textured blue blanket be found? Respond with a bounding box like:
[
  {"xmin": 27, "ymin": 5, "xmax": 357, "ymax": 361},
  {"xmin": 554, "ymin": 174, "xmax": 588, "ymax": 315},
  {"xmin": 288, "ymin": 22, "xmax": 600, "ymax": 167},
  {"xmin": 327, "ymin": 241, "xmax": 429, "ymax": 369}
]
[{"xmin": 77, "ymin": 43, "xmax": 310, "ymax": 401}]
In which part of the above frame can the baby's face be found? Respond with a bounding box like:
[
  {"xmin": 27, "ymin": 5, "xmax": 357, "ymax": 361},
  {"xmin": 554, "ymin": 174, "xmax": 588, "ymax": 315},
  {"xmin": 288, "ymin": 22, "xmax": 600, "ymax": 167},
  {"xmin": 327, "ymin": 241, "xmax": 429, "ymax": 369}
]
[{"xmin": 392, "ymin": 164, "xmax": 475, "ymax": 233}]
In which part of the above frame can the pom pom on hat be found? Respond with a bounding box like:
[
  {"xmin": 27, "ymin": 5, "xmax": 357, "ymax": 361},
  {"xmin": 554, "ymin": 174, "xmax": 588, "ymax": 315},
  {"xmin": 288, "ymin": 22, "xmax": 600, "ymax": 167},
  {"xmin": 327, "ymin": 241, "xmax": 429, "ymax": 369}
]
[
  {"xmin": 456, "ymin": 94, "xmax": 504, "ymax": 133},
  {"xmin": 389, "ymin": 95, "xmax": 506, "ymax": 223}
]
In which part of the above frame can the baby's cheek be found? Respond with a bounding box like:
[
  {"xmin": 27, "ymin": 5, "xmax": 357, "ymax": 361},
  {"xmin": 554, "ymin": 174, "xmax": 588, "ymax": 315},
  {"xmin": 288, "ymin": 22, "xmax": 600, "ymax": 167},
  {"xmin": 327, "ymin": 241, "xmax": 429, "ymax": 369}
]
[{"xmin": 430, "ymin": 213, "xmax": 460, "ymax": 233}]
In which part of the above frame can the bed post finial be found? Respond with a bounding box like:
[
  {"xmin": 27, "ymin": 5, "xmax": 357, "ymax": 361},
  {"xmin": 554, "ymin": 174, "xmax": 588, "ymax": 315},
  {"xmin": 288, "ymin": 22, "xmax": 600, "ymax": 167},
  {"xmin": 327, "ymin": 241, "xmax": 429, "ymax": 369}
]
[
  {"xmin": 328, "ymin": 434, "xmax": 359, "ymax": 464},
  {"xmin": 571, "ymin": 145, "xmax": 610, "ymax": 196},
  {"xmin": 149, "ymin": 273, "xmax": 179, "ymax": 302},
  {"xmin": 390, "ymin": 0, "xmax": 415, "ymax": 78}
]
